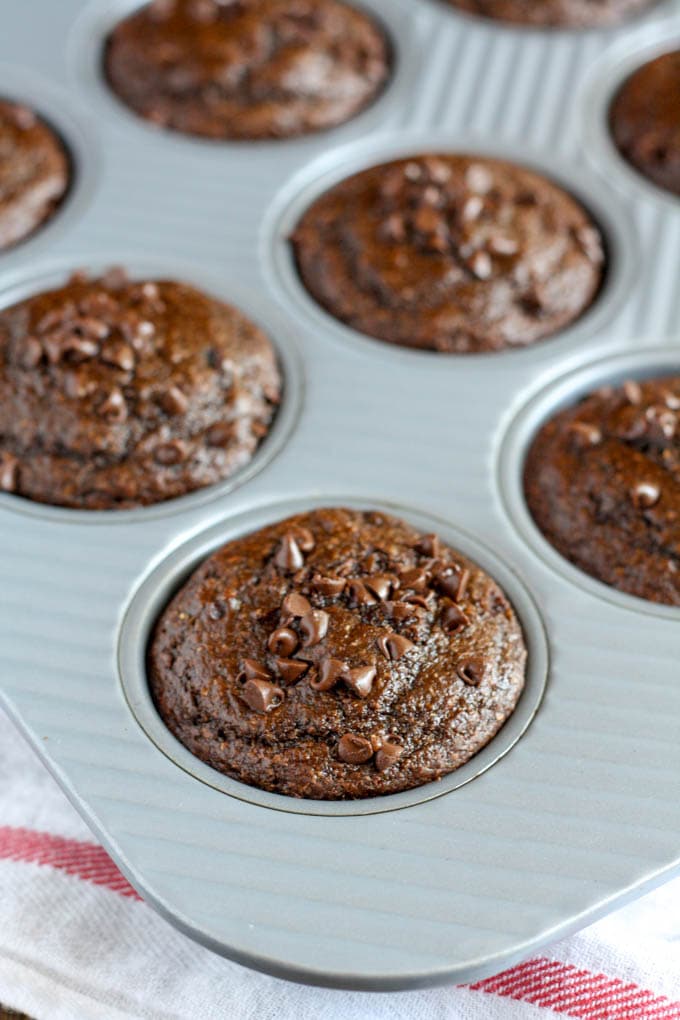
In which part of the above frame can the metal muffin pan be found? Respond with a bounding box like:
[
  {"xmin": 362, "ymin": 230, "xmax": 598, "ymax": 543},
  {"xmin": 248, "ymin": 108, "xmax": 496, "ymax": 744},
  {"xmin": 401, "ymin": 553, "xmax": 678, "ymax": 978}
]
[{"xmin": 1, "ymin": 0, "xmax": 680, "ymax": 992}]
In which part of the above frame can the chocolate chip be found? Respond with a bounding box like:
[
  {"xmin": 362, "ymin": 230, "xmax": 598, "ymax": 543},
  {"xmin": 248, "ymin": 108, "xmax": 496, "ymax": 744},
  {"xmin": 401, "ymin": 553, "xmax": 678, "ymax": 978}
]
[
  {"xmin": 382, "ymin": 213, "xmax": 406, "ymax": 242},
  {"xmin": 631, "ymin": 481, "xmax": 661, "ymax": 509},
  {"xmin": 466, "ymin": 164, "xmax": 493, "ymax": 194},
  {"xmin": 154, "ymin": 441, "xmax": 186, "ymax": 466},
  {"xmin": 364, "ymin": 574, "xmax": 394, "ymax": 601},
  {"xmin": 433, "ymin": 565, "xmax": 469, "ymax": 602},
  {"xmin": 206, "ymin": 422, "xmax": 234, "ymax": 447},
  {"xmin": 623, "ymin": 380, "xmax": 642, "ymax": 405},
  {"xmin": 281, "ymin": 592, "xmax": 312, "ymax": 618},
  {"xmin": 415, "ymin": 533, "xmax": 440, "ymax": 558},
  {"xmin": 51, "ymin": 335, "xmax": 99, "ymax": 364},
  {"xmin": 0, "ymin": 452, "xmax": 19, "ymax": 492},
  {"xmin": 19, "ymin": 337, "xmax": 43, "ymax": 369},
  {"xmin": 468, "ymin": 250, "xmax": 493, "ymax": 280},
  {"xmin": 441, "ymin": 601, "xmax": 469, "ymax": 633},
  {"xmin": 376, "ymin": 632, "xmax": 414, "ymax": 661},
  {"xmin": 10, "ymin": 104, "xmax": 36, "ymax": 131},
  {"xmin": 102, "ymin": 266, "xmax": 129, "ymax": 290},
  {"xmin": 100, "ymin": 339, "xmax": 135, "ymax": 372},
  {"xmin": 568, "ymin": 422, "xmax": 602, "ymax": 449},
  {"xmin": 346, "ymin": 579, "xmax": 378, "ymax": 606},
  {"xmin": 398, "ymin": 567, "xmax": 429, "ymax": 591},
  {"xmin": 375, "ymin": 741, "xmax": 404, "ymax": 772},
  {"xmin": 98, "ymin": 387, "xmax": 127, "ymax": 422},
  {"xmin": 299, "ymin": 610, "xmax": 329, "ymax": 647},
  {"xmin": 267, "ymin": 627, "xmax": 298, "ymax": 656},
  {"xmin": 488, "ymin": 235, "xmax": 519, "ymax": 257},
  {"xmin": 403, "ymin": 594, "xmax": 430, "ymax": 610},
  {"xmin": 343, "ymin": 665, "xmax": 376, "ymax": 699},
  {"xmin": 457, "ymin": 658, "xmax": 484, "ymax": 686},
  {"xmin": 291, "ymin": 526, "xmax": 315, "ymax": 553},
  {"xmin": 461, "ymin": 195, "xmax": 484, "ymax": 222},
  {"xmin": 275, "ymin": 658, "xmax": 309, "ymax": 685},
  {"xmin": 242, "ymin": 659, "xmax": 271, "ymax": 682},
  {"xmin": 311, "ymin": 574, "xmax": 346, "ymax": 598},
  {"xmin": 241, "ymin": 678, "xmax": 284, "ymax": 714},
  {"xmin": 310, "ymin": 656, "xmax": 346, "ymax": 691},
  {"xmin": 575, "ymin": 225, "xmax": 604, "ymax": 265},
  {"xmin": 159, "ymin": 386, "xmax": 188, "ymax": 416},
  {"xmin": 274, "ymin": 534, "xmax": 304, "ymax": 573},
  {"xmin": 337, "ymin": 733, "xmax": 373, "ymax": 764}
]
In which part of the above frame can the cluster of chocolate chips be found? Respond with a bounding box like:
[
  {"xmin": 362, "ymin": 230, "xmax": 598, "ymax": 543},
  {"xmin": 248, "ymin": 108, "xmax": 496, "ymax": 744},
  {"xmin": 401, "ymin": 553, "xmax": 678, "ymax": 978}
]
[
  {"xmin": 567, "ymin": 378, "xmax": 680, "ymax": 515},
  {"xmin": 377, "ymin": 156, "xmax": 604, "ymax": 296},
  {"xmin": 236, "ymin": 524, "xmax": 484, "ymax": 769}
]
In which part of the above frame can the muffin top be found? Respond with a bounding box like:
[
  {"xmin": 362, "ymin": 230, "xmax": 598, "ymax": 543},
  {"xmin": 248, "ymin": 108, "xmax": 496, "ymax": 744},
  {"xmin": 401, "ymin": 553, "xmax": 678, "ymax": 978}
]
[
  {"xmin": 443, "ymin": 0, "xmax": 657, "ymax": 28},
  {"xmin": 149, "ymin": 507, "xmax": 527, "ymax": 800},
  {"xmin": 0, "ymin": 270, "xmax": 280, "ymax": 509},
  {"xmin": 524, "ymin": 376, "xmax": 680, "ymax": 605},
  {"xmin": 0, "ymin": 99, "xmax": 70, "ymax": 251},
  {"xmin": 291, "ymin": 154, "xmax": 605, "ymax": 353},
  {"xmin": 610, "ymin": 51, "xmax": 680, "ymax": 198},
  {"xmin": 104, "ymin": 0, "xmax": 390, "ymax": 141}
]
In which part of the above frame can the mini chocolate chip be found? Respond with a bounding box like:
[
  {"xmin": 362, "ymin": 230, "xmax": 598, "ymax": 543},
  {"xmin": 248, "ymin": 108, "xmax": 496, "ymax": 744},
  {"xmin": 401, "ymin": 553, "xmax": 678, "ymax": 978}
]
[
  {"xmin": 19, "ymin": 336, "xmax": 43, "ymax": 369},
  {"xmin": 159, "ymin": 386, "xmax": 188, "ymax": 416},
  {"xmin": 468, "ymin": 250, "xmax": 493, "ymax": 280},
  {"xmin": 388, "ymin": 602, "xmax": 419, "ymax": 623},
  {"xmin": 403, "ymin": 161, "xmax": 423, "ymax": 182},
  {"xmin": 364, "ymin": 574, "xmax": 393, "ymax": 601},
  {"xmin": 154, "ymin": 441, "xmax": 186, "ymax": 466},
  {"xmin": 310, "ymin": 657, "xmax": 346, "ymax": 691},
  {"xmin": 100, "ymin": 339, "xmax": 135, "ymax": 372},
  {"xmin": 0, "ymin": 452, "xmax": 19, "ymax": 492},
  {"xmin": 98, "ymin": 387, "xmax": 127, "ymax": 422},
  {"xmin": 343, "ymin": 665, "xmax": 376, "ymax": 699},
  {"xmin": 241, "ymin": 678, "xmax": 284, "ymax": 714},
  {"xmin": 488, "ymin": 235, "xmax": 519, "ymax": 256},
  {"xmin": 346, "ymin": 579, "xmax": 378, "ymax": 606},
  {"xmin": 274, "ymin": 534, "xmax": 304, "ymax": 573},
  {"xmin": 441, "ymin": 601, "xmax": 469, "ymax": 633},
  {"xmin": 242, "ymin": 659, "xmax": 271, "ymax": 682},
  {"xmin": 631, "ymin": 481, "xmax": 661, "ymax": 509},
  {"xmin": 206, "ymin": 422, "xmax": 234, "ymax": 447},
  {"xmin": 102, "ymin": 266, "xmax": 129, "ymax": 290},
  {"xmin": 337, "ymin": 733, "xmax": 373, "ymax": 765},
  {"xmin": 398, "ymin": 567, "xmax": 428, "ymax": 591},
  {"xmin": 377, "ymin": 632, "xmax": 414, "ymax": 661},
  {"xmin": 375, "ymin": 741, "xmax": 404, "ymax": 772},
  {"xmin": 403, "ymin": 594, "xmax": 430, "ymax": 610},
  {"xmin": 382, "ymin": 213, "xmax": 406, "ymax": 242},
  {"xmin": 59, "ymin": 336, "xmax": 100, "ymax": 363},
  {"xmin": 311, "ymin": 574, "xmax": 346, "ymax": 598},
  {"xmin": 291, "ymin": 526, "xmax": 315, "ymax": 553},
  {"xmin": 299, "ymin": 610, "xmax": 329, "ymax": 648},
  {"xmin": 415, "ymin": 533, "xmax": 440, "ymax": 558},
  {"xmin": 623, "ymin": 380, "xmax": 642, "ymax": 405},
  {"xmin": 433, "ymin": 565, "xmax": 469, "ymax": 602},
  {"xmin": 461, "ymin": 195, "xmax": 484, "ymax": 222},
  {"xmin": 281, "ymin": 592, "xmax": 312, "ymax": 618},
  {"xmin": 466, "ymin": 164, "xmax": 493, "ymax": 193},
  {"xmin": 275, "ymin": 658, "xmax": 309, "ymax": 685},
  {"xmin": 267, "ymin": 627, "xmax": 298, "ymax": 657},
  {"xmin": 575, "ymin": 225, "xmax": 604, "ymax": 265},
  {"xmin": 568, "ymin": 422, "xmax": 602, "ymax": 449},
  {"xmin": 457, "ymin": 658, "xmax": 484, "ymax": 686}
]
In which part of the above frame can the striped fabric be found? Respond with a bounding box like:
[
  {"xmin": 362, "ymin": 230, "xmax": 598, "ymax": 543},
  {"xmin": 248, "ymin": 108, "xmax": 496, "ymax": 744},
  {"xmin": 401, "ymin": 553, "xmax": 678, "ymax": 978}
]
[{"xmin": 1, "ymin": 711, "xmax": 679, "ymax": 1020}]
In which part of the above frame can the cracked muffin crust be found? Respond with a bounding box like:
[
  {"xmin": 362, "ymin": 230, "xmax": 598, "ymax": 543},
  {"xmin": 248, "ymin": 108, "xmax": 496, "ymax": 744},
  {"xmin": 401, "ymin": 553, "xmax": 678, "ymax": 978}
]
[
  {"xmin": 104, "ymin": 0, "xmax": 390, "ymax": 140},
  {"xmin": 443, "ymin": 0, "xmax": 657, "ymax": 28},
  {"xmin": 148, "ymin": 508, "xmax": 528, "ymax": 799},
  {"xmin": 0, "ymin": 99, "xmax": 70, "ymax": 251},
  {"xmin": 525, "ymin": 376, "xmax": 680, "ymax": 605},
  {"xmin": 0, "ymin": 269, "xmax": 281, "ymax": 509},
  {"xmin": 291, "ymin": 154, "xmax": 605, "ymax": 353},
  {"xmin": 610, "ymin": 51, "xmax": 680, "ymax": 198}
]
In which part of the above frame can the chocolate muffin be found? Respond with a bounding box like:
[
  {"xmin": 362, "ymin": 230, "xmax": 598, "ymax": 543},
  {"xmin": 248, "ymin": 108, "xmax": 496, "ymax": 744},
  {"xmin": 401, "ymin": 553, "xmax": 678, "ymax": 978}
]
[
  {"xmin": 525, "ymin": 376, "xmax": 680, "ymax": 605},
  {"xmin": 443, "ymin": 0, "xmax": 657, "ymax": 28},
  {"xmin": 149, "ymin": 508, "xmax": 527, "ymax": 799},
  {"xmin": 104, "ymin": 0, "xmax": 390, "ymax": 141},
  {"xmin": 610, "ymin": 52, "xmax": 680, "ymax": 198},
  {"xmin": 291, "ymin": 154, "xmax": 605, "ymax": 354},
  {"xmin": 0, "ymin": 99, "xmax": 70, "ymax": 251},
  {"xmin": 0, "ymin": 269, "xmax": 280, "ymax": 509}
]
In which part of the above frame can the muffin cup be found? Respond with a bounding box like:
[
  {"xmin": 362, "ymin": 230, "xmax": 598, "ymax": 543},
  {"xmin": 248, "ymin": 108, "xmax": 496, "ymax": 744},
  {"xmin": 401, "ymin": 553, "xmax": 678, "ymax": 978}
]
[
  {"xmin": 263, "ymin": 131, "xmax": 638, "ymax": 362},
  {"xmin": 0, "ymin": 63, "xmax": 99, "ymax": 265},
  {"xmin": 498, "ymin": 345, "xmax": 680, "ymax": 621},
  {"xmin": 0, "ymin": 256, "xmax": 303, "ymax": 523}
]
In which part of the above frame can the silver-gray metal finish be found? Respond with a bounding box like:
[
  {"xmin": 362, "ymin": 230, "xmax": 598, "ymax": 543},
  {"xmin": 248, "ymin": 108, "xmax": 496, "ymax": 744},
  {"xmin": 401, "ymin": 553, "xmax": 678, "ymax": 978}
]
[{"xmin": 1, "ymin": 0, "xmax": 680, "ymax": 992}]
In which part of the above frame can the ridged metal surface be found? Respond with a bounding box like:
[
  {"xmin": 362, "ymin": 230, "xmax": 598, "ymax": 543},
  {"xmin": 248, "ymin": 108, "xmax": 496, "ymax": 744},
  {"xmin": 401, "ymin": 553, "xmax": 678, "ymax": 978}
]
[{"xmin": 0, "ymin": 0, "xmax": 679, "ymax": 990}]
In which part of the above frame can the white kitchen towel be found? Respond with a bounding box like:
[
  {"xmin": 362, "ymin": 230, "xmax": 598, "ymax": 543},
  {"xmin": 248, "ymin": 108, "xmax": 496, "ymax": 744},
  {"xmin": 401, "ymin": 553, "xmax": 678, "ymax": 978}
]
[{"xmin": 1, "ymin": 707, "xmax": 679, "ymax": 1020}]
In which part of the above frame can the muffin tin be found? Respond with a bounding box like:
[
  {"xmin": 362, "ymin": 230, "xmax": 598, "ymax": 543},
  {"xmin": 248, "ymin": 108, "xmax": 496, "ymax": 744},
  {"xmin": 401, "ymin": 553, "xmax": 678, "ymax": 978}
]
[{"xmin": 1, "ymin": 0, "xmax": 680, "ymax": 992}]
